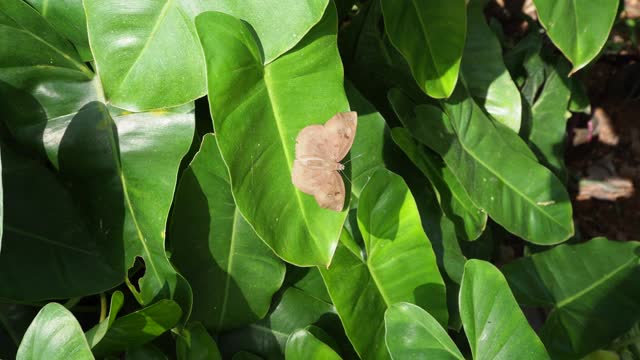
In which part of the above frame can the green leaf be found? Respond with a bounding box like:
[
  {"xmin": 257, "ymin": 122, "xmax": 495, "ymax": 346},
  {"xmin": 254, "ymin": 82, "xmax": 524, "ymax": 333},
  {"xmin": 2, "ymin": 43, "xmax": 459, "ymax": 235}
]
[
  {"xmin": 0, "ymin": 303, "xmax": 38, "ymax": 359},
  {"xmin": 460, "ymin": 260, "xmax": 550, "ymax": 360},
  {"xmin": 533, "ymin": 0, "xmax": 618, "ymax": 73},
  {"xmin": 197, "ymin": 5, "xmax": 348, "ymax": 266},
  {"xmin": 502, "ymin": 238, "xmax": 640, "ymax": 359},
  {"xmin": 218, "ymin": 286, "xmax": 335, "ymax": 358},
  {"xmin": 125, "ymin": 344, "xmax": 167, "ymax": 360},
  {"xmin": 0, "ymin": 144, "xmax": 3, "ymax": 251},
  {"xmin": 384, "ymin": 302, "xmax": 464, "ymax": 360},
  {"xmin": 84, "ymin": 0, "xmax": 207, "ymax": 111},
  {"xmin": 176, "ymin": 322, "xmax": 222, "ymax": 360},
  {"xmin": 404, "ymin": 85, "xmax": 573, "ymax": 244},
  {"xmin": 85, "ymin": 291, "xmax": 125, "ymax": 348},
  {"xmin": 461, "ymin": 0, "xmax": 521, "ymax": 132},
  {"xmin": 170, "ymin": 134, "xmax": 285, "ymax": 331},
  {"xmin": 357, "ymin": 169, "xmax": 447, "ymax": 323},
  {"xmin": 205, "ymin": 0, "xmax": 328, "ymax": 63},
  {"xmin": 321, "ymin": 169, "xmax": 447, "ymax": 359},
  {"xmin": 92, "ymin": 300, "xmax": 182, "ymax": 355},
  {"xmin": 388, "ymin": 89, "xmax": 487, "ymax": 241},
  {"xmin": 528, "ymin": 60, "xmax": 572, "ymax": 181},
  {"xmin": 0, "ymin": 142, "xmax": 122, "ymax": 301},
  {"xmin": 17, "ymin": 303, "xmax": 94, "ymax": 360},
  {"xmin": 232, "ymin": 352, "xmax": 263, "ymax": 360},
  {"xmin": 381, "ymin": 0, "xmax": 466, "ymax": 98},
  {"xmin": 568, "ymin": 77, "xmax": 591, "ymax": 114},
  {"xmin": 285, "ymin": 328, "xmax": 342, "ymax": 360},
  {"xmin": 24, "ymin": 0, "xmax": 91, "ymax": 61}
]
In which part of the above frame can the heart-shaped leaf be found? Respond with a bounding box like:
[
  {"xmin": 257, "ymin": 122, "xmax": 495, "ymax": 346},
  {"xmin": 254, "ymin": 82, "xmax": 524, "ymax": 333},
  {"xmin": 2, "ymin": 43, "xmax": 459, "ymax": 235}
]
[
  {"xmin": 403, "ymin": 85, "xmax": 573, "ymax": 244},
  {"xmin": 503, "ymin": 238, "xmax": 640, "ymax": 359},
  {"xmin": 197, "ymin": 5, "xmax": 348, "ymax": 266},
  {"xmin": 533, "ymin": 0, "xmax": 619, "ymax": 73},
  {"xmin": 460, "ymin": 260, "xmax": 550, "ymax": 359},
  {"xmin": 380, "ymin": 0, "xmax": 466, "ymax": 98},
  {"xmin": 321, "ymin": 169, "xmax": 447, "ymax": 359},
  {"xmin": 384, "ymin": 302, "xmax": 464, "ymax": 360},
  {"xmin": 17, "ymin": 303, "xmax": 94, "ymax": 360},
  {"xmin": 461, "ymin": 0, "xmax": 521, "ymax": 132},
  {"xmin": 170, "ymin": 134, "xmax": 285, "ymax": 331}
]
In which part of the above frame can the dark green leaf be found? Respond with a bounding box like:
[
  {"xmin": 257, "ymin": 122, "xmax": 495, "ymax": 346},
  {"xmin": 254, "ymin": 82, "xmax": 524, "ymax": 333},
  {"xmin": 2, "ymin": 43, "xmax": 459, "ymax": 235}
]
[
  {"xmin": 125, "ymin": 344, "xmax": 167, "ymax": 360},
  {"xmin": 24, "ymin": 0, "xmax": 91, "ymax": 61},
  {"xmin": 93, "ymin": 300, "xmax": 182, "ymax": 355},
  {"xmin": 171, "ymin": 134, "xmax": 285, "ymax": 331},
  {"xmin": 388, "ymin": 89, "xmax": 487, "ymax": 241},
  {"xmin": 17, "ymin": 303, "xmax": 94, "ymax": 360},
  {"xmin": 384, "ymin": 302, "xmax": 464, "ymax": 360},
  {"xmin": 462, "ymin": 0, "xmax": 521, "ymax": 132},
  {"xmin": 404, "ymin": 85, "xmax": 574, "ymax": 244},
  {"xmin": 176, "ymin": 322, "xmax": 221, "ymax": 360},
  {"xmin": 503, "ymin": 238, "xmax": 640, "ymax": 359},
  {"xmin": 533, "ymin": 0, "xmax": 618, "ymax": 72},
  {"xmin": 460, "ymin": 260, "xmax": 550, "ymax": 359},
  {"xmin": 197, "ymin": 6, "xmax": 348, "ymax": 266},
  {"xmin": 528, "ymin": 60, "xmax": 572, "ymax": 180},
  {"xmin": 381, "ymin": 0, "xmax": 466, "ymax": 98}
]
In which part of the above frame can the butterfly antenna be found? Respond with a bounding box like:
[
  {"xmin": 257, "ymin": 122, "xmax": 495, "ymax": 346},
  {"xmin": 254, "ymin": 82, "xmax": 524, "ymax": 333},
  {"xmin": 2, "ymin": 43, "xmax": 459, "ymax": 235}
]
[{"xmin": 342, "ymin": 153, "xmax": 365, "ymax": 165}]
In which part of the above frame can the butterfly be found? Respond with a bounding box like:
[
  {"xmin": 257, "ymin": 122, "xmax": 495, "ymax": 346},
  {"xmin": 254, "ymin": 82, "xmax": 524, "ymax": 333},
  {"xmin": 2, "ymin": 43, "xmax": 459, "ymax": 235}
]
[{"xmin": 292, "ymin": 112, "xmax": 358, "ymax": 211}]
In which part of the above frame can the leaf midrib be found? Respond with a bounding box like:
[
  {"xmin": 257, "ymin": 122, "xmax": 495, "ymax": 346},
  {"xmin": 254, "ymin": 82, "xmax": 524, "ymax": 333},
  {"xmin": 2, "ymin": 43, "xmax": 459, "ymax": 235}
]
[{"xmin": 445, "ymin": 108, "xmax": 571, "ymax": 236}]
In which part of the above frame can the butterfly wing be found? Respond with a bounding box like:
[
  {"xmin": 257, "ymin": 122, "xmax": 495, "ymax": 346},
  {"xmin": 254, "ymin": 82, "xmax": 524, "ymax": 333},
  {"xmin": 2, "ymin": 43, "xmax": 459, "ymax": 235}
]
[
  {"xmin": 324, "ymin": 111, "xmax": 357, "ymax": 162},
  {"xmin": 295, "ymin": 125, "xmax": 332, "ymax": 160},
  {"xmin": 292, "ymin": 161, "xmax": 346, "ymax": 211}
]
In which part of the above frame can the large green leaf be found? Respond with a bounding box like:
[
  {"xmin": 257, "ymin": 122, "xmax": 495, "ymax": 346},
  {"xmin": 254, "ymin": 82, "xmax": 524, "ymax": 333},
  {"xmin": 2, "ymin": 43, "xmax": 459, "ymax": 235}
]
[
  {"xmin": 533, "ymin": 0, "xmax": 618, "ymax": 73},
  {"xmin": 461, "ymin": 0, "xmax": 521, "ymax": 132},
  {"xmin": 170, "ymin": 134, "xmax": 285, "ymax": 331},
  {"xmin": 17, "ymin": 303, "xmax": 93, "ymax": 360},
  {"xmin": 197, "ymin": 6, "xmax": 349, "ymax": 266},
  {"xmin": 0, "ymin": 141, "xmax": 121, "ymax": 301},
  {"xmin": 460, "ymin": 260, "xmax": 550, "ymax": 360},
  {"xmin": 285, "ymin": 328, "xmax": 342, "ymax": 360},
  {"xmin": 24, "ymin": 0, "xmax": 91, "ymax": 61},
  {"xmin": 384, "ymin": 302, "xmax": 464, "ymax": 360},
  {"xmin": 125, "ymin": 344, "xmax": 167, "ymax": 360},
  {"xmin": 528, "ymin": 60, "xmax": 572, "ymax": 181},
  {"xmin": 404, "ymin": 85, "xmax": 573, "ymax": 244},
  {"xmin": 84, "ymin": 0, "xmax": 207, "ymax": 111},
  {"xmin": 176, "ymin": 322, "xmax": 222, "ymax": 360},
  {"xmin": 321, "ymin": 169, "xmax": 447, "ymax": 359},
  {"xmin": 503, "ymin": 238, "xmax": 640, "ymax": 359},
  {"xmin": 0, "ymin": 144, "xmax": 3, "ymax": 251},
  {"xmin": 380, "ymin": 0, "xmax": 466, "ymax": 98},
  {"xmin": 206, "ymin": 0, "xmax": 328, "ymax": 63},
  {"xmin": 92, "ymin": 300, "xmax": 182, "ymax": 355},
  {"xmin": 388, "ymin": 89, "xmax": 487, "ymax": 241}
]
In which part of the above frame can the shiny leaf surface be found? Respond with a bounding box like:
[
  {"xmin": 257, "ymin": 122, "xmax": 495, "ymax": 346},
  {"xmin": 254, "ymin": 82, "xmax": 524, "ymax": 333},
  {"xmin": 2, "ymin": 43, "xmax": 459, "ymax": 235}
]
[
  {"xmin": 285, "ymin": 328, "xmax": 342, "ymax": 360},
  {"xmin": 197, "ymin": 6, "xmax": 348, "ymax": 266}
]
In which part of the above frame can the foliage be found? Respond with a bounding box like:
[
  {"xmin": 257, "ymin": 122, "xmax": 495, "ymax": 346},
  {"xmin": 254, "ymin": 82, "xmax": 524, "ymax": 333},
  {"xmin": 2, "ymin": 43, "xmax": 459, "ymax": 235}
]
[{"xmin": 0, "ymin": 0, "xmax": 637, "ymax": 359}]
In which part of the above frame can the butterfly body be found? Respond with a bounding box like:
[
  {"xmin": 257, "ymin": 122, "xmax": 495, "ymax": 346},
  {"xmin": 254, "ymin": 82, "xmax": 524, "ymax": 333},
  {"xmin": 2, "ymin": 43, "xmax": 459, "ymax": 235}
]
[{"xmin": 292, "ymin": 112, "xmax": 357, "ymax": 211}]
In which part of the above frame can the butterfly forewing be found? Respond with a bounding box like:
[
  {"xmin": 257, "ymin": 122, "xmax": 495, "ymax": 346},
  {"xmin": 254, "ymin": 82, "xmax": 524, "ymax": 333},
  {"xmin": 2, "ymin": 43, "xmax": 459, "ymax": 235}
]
[{"xmin": 292, "ymin": 112, "xmax": 358, "ymax": 211}]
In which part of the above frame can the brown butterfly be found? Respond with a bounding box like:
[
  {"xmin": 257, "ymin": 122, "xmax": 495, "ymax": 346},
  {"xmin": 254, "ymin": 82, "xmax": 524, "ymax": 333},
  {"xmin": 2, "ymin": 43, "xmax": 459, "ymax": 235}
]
[{"xmin": 292, "ymin": 112, "xmax": 358, "ymax": 211}]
